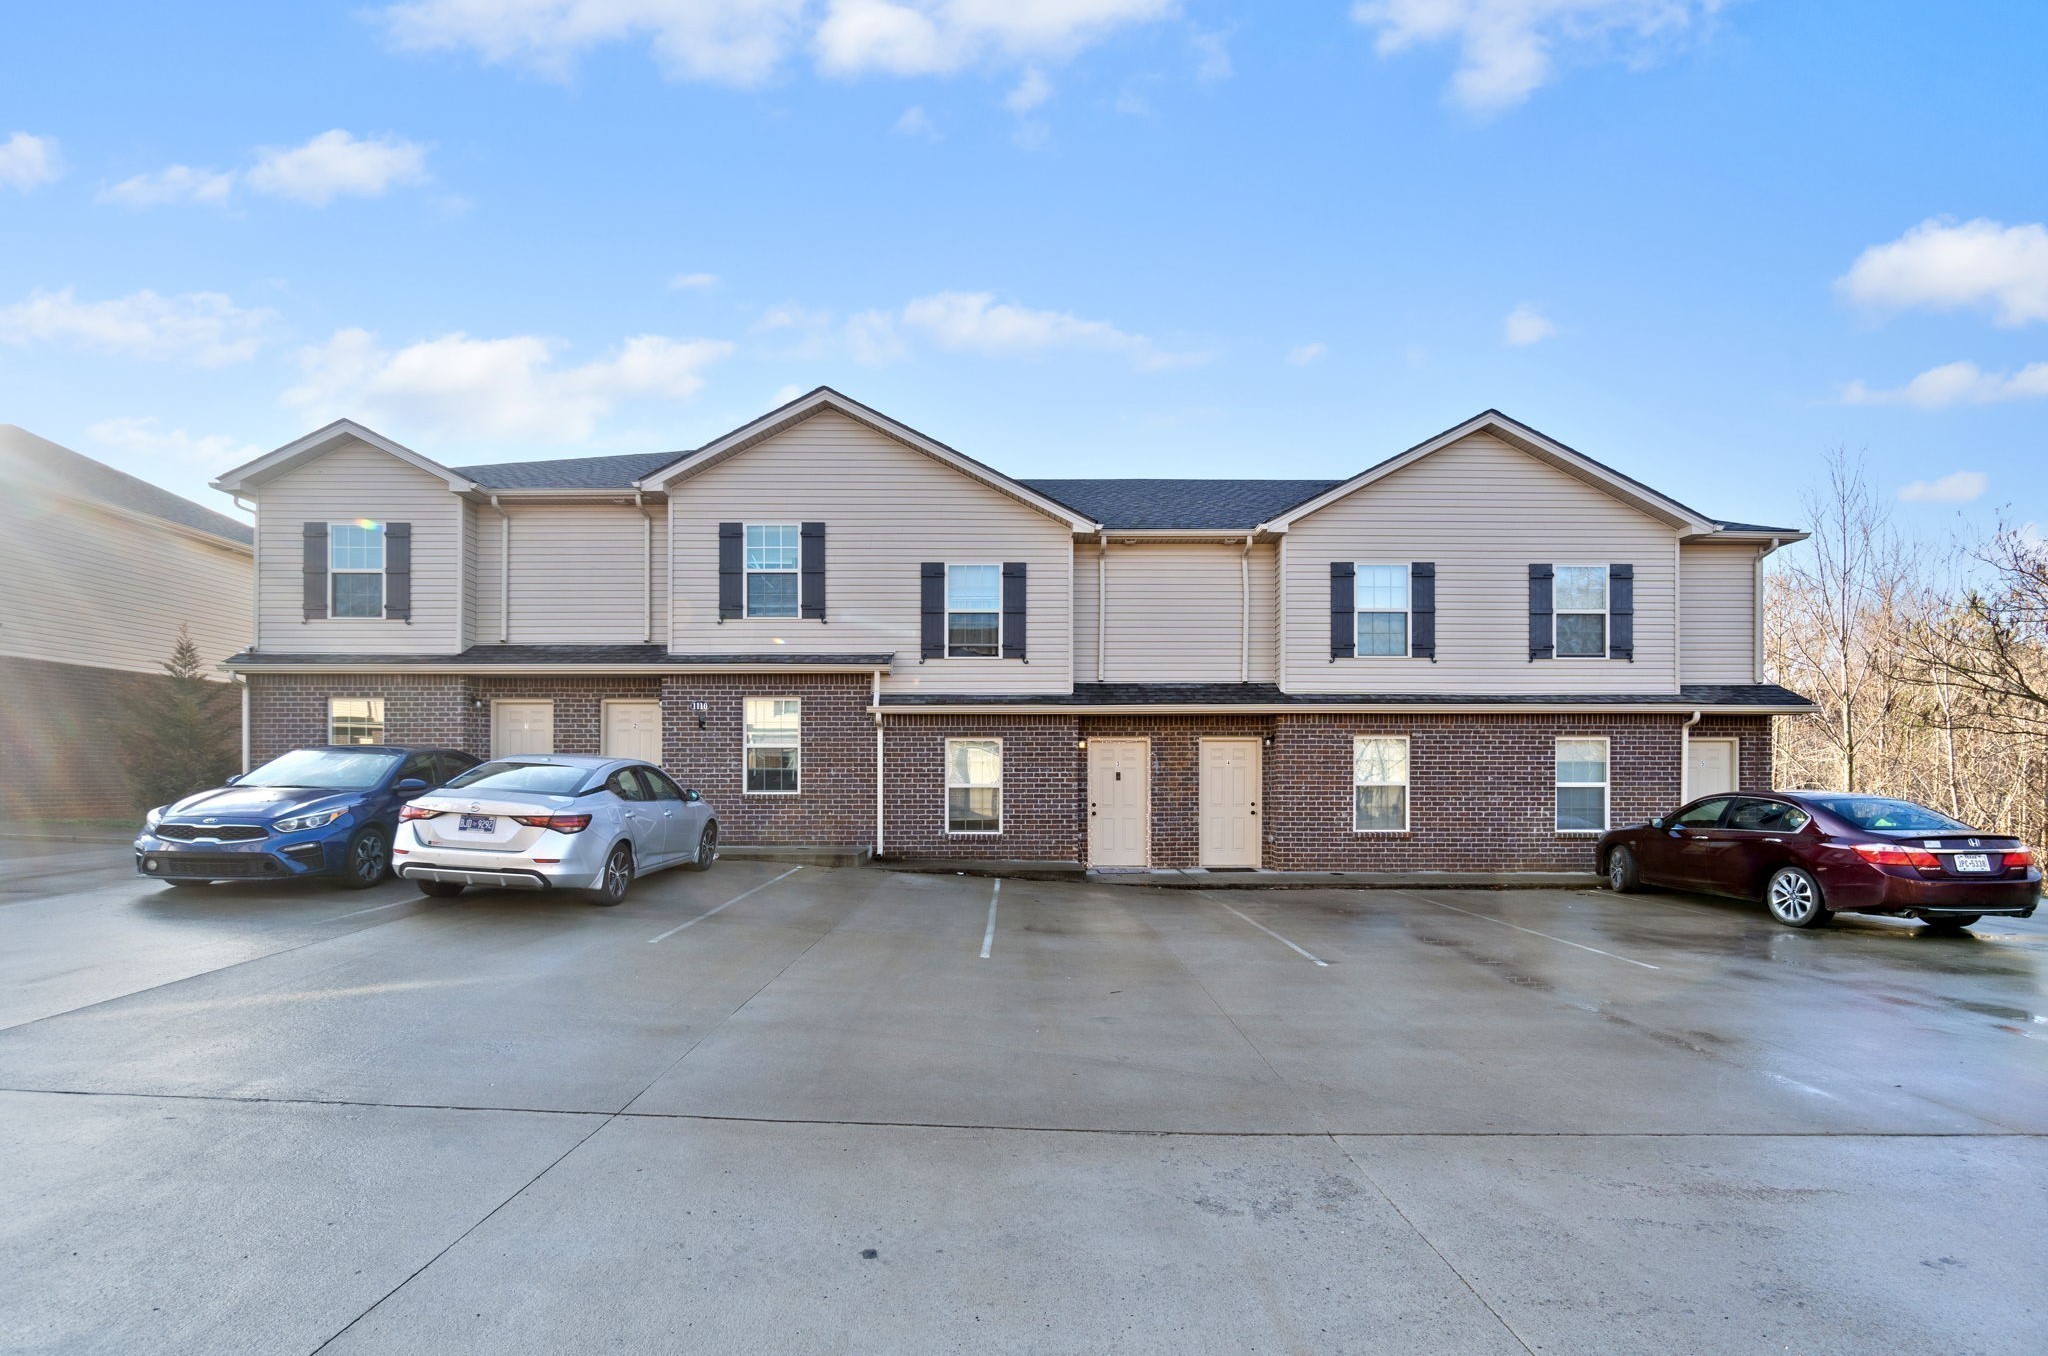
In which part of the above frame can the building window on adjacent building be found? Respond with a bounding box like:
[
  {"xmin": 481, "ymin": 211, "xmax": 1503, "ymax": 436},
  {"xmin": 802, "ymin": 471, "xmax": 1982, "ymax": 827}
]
[
  {"xmin": 745, "ymin": 524, "xmax": 800, "ymax": 618},
  {"xmin": 743, "ymin": 697, "xmax": 801, "ymax": 794},
  {"xmin": 946, "ymin": 738, "xmax": 1002, "ymax": 833},
  {"xmin": 1556, "ymin": 737, "xmax": 1610, "ymax": 832},
  {"xmin": 330, "ymin": 697, "xmax": 385, "ymax": 746},
  {"xmin": 946, "ymin": 564, "xmax": 1002, "ymax": 658},
  {"xmin": 330, "ymin": 521, "xmax": 386, "ymax": 618},
  {"xmin": 1354, "ymin": 564, "xmax": 1410, "ymax": 656},
  {"xmin": 1353, "ymin": 735, "xmax": 1410, "ymax": 831},
  {"xmin": 1554, "ymin": 565, "xmax": 1608, "ymax": 658}
]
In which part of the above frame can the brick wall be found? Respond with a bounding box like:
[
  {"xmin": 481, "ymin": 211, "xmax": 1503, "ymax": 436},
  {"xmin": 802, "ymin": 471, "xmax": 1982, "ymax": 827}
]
[
  {"xmin": 659, "ymin": 674, "xmax": 875, "ymax": 848},
  {"xmin": 0, "ymin": 656, "xmax": 225, "ymax": 817},
  {"xmin": 246, "ymin": 672, "xmax": 469, "ymax": 765},
  {"xmin": 880, "ymin": 714, "xmax": 1082, "ymax": 861}
]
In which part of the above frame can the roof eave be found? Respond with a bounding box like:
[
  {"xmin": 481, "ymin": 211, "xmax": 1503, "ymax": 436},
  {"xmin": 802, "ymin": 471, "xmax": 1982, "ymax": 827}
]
[{"xmin": 212, "ymin": 419, "xmax": 477, "ymax": 495}]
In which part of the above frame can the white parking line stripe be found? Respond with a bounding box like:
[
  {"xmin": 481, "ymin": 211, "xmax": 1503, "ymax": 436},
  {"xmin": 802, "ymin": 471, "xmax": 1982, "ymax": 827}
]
[
  {"xmin": 980, "ymin": 879, "xmax": 1001, "ymax": 959},
  {"xmin": 1206, "ymin": 895, "xmax": 1329, "ymax": 966},
  {"xmin": 1400, "ymin": 891, "xmax": 1660, "ymax": 970},
  {"xmin": 646, "ymin": 866, "xmax": 804, "ymax": 944}
]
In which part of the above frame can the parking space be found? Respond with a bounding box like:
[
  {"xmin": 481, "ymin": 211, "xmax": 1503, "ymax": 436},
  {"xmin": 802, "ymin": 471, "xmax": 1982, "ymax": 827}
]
[{"xmin": 1, "ymin": 847, "xmax": 2042, "ymax": 1353}]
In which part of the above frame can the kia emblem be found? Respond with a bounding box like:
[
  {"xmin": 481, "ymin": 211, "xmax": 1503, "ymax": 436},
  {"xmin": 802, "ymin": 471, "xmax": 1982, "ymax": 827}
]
[{"xmin": 204, "ymin": 817, "xmax": 218, "ymax": 824}]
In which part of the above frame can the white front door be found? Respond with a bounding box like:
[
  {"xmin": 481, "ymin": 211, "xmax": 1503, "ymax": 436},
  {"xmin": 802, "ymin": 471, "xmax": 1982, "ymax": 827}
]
[
  {"xmin": 1198, "ymin": 737, "xmax": 1262, "ymax": 868},
  {"xmin": 1088, "ymin": 738, "xmax": 1150, "ymax": 868},
  {"xmin": 1686, "ymin": 737, "xmax": 1738, "ymax": 800},
  {"xmin": 493, "ymin": 701, "xmax": 555, "ymax": 757},
  {"xmin": 602, "ymin": 700, "xmax": 663, "ymax": 763}
]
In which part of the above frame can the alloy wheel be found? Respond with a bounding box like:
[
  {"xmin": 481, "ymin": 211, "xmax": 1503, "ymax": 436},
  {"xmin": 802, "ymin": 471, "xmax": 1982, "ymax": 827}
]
[
  {"xmin": 1767, "ymin": 869, "xmax": 1819, "ymax": 925},
  {"xmin": 602, "ymin": 847, "xmax": 633, "ymax": 903},
  {"xmin": 698, "ymin": 824, "xmax": 718, "ymax": 868}
]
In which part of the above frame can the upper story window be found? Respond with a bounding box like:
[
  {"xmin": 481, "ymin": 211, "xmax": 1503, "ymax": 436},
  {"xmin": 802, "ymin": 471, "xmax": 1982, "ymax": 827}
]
[
  {"xmin": 745, "ymin": 524, "xmax": 800, "ymax": 618},
  {"xmin": 1554, "ymin": 565, "xmax": 1608, "ymax": 658},
  {"xmin": 1355, "ymin": 564, "xmax": 1410, "ymax": 657},
  {"xmin": 330, "ymin": 522, "xmax": 385, "ymax": 618},
  {"xmin": 946, "ymin": 564, "xmax": 1001, "ymax": 658}
]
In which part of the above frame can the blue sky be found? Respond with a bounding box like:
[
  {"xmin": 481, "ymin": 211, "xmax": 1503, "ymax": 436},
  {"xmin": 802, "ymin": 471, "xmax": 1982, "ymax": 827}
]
[{"xmin": 2, "ymin": 1, "xmax": 2043, "ymax": 539}]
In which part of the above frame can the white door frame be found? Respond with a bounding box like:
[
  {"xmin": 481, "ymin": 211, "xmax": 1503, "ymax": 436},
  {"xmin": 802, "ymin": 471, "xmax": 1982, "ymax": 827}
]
[
  {"xmin": 1087, "ymin": 736, "xmax": 1151, "ymax": 868},
  {"xmin": 491, "ymin": 698, "xmax": 556, "ymax": 757},
  {"xmin": 600, "ymin": 698, "xmax": 663, "ymax": 762},
  {"xmin": 1198, "ymin": 736, "xmax": 1263, "ymax": 869},
  {"xmin": 1683, "ymin": 735, "xmax": 1739, "ymax": 801}
]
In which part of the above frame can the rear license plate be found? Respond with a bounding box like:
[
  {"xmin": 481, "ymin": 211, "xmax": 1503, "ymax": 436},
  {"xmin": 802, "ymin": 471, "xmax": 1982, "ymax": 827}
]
[
  {"xmin": 1953, "ymin": 853, "xmax": 1991, "ymax": 873},
  {"xmin": 458, "ymin": 815, "xmax": 497, "ymax": 833}
]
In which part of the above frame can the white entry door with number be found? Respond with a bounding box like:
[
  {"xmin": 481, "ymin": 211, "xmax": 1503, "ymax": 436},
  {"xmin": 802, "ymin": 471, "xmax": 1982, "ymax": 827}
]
[
  {"xmin": 1198, "ymin": 737, "xmax": 1262, "ymax": 868},
  {"xmin": 492, "ymin": 701, "xmax": 555, "ymax": 757},
  {"xmin": 602, "ymin": 700, "xmax": 663, "ymax": 764},
  {"xmin": 1686, "ymin": 737, "xmax": 1737, "ymax": 800},
  {"xmin": 1088, "ymin": 738, "xmax": 1150, "ymax": 868}
]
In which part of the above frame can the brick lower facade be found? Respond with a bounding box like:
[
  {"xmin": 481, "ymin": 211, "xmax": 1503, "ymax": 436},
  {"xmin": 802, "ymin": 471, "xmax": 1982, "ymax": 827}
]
[{"xmin": 244, "ymin": 673, "xmax": 1772, "ymax": 870}]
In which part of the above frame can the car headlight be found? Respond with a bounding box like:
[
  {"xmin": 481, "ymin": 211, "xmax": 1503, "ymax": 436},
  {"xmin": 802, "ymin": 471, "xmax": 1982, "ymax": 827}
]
[
  {"xmin": 144, "ymin": 806, "xmax": 166, "ymax": 829},
  {"xmin": 275, "ymin": 807, "xmax": 349, "ymax": 834}
]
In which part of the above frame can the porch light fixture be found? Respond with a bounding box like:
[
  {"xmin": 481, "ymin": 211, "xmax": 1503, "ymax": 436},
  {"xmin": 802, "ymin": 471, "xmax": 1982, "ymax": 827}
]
[{"xmin": 1076, "ymin": 738, "xmax": 1088, "ymax": 751}]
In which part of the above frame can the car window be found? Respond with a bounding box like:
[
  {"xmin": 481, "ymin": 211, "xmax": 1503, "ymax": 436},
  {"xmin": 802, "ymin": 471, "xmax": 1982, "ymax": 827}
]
[
  {"xmin": 435, "ymin": 752, "xmax": 478, "ymax": 785},
  {"xmin": 446, "ymin": 761, "xmax": 587, "ymax": 794},
  {"xmin": 606, "ymin": 768, "xmax": 653, "ymax": 802},
  {"xmin": 1674, "ymin": 799, "xmax": 1731, "ymax": 828},
  {"xmin": 641, "ymin": 768, "xmax": 686, "ymax": 802},
  {"xmin": 1809, "ymin": 796, "xmax": 1969, "ymax": 833},
  {"xmin": 395, "ymin": 753, "xmax": 437, "ymax": 786},
  {"xmin": 1726, "ymin": 798, "xmax": 1809, "ymax": 832}
]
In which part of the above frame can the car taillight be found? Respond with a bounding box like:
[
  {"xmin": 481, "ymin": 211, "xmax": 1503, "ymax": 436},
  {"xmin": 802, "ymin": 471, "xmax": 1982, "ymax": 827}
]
[
  {"xmin": 399, "ymin": 805, "xmax": 441, "ymax": 821},
  {"xmin": 2006, "ymin": 847, "xmax": 2033, "ymax": 868},
  {"xmin": 1851, "ymin": 842, "xmax": 1942, "ymax": 869},
  {"xmin": 513, "ymin": 813, "xmax": 591, "ymax": 834}
]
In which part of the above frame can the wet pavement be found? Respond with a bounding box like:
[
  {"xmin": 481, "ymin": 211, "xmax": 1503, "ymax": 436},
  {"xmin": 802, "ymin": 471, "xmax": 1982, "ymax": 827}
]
[{"xmin": 1, "ymin": 839, "xmax": 2042, "ymax": 1353}]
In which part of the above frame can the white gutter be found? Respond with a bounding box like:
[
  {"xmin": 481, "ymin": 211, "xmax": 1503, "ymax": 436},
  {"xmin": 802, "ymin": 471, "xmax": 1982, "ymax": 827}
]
[
  {"xmin": 635, "ymin": 490, "xmax": 658, "ymax": 644},
  {"xmin": 488, "ymin": 495, "xmax": 510, "ymax": 643},
  {"xmin": 1095, "ymin": 529, "xmax": 1108, "ymax": 683},
  {"xmin": 870, "ymin": 701, "xmax": 1813, "ymax": 717},
  {"xmin": 239, "ymin": 677, "xmax": 250, "ymax": 773},
  {"xmin": 1680, "ymin": 708, "xmax": 1703, "ymax": 799},
  {"xmin": 873, "ymin": 669, "xmax": 885, "ymax": 858},
  {"xmin": 226, "ymin": 661, "xmax": 897, "ymax": 676}
]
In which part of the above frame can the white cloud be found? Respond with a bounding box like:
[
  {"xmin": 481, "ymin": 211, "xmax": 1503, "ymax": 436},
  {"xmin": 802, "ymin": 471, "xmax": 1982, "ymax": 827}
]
[
  {"xmin": 1897, "ymin": 471, "xmax": 1989, "ymax": 505},
  {"xmin": 1503, "ymin": 304, "xmax": 1556, "ymax": 346},
  {"xmin": 0, "ymin": 287, "xmax": 271, "ymax": 365},
  {"xmin": 86, "ymin": 417, "xmax": 262, "ymax": 470},
  {"xmin": 900, "ymin": 290, "xmax": 1205, "ymax": 370},
  {"xmin": 1006, "ymin": 67, "xmax": 1053, "ymax": 113},
  {"xmin": 893, "ymin": 104, "xmax": 940, "ymax": 139},
  {"xmin": 669, "ymin": 271, "xmax": 719, "ymax": 289},
  {"xmin": 284, "ymin": 328, "xmax": 736, "ymax": 441},
  {"xmin": 1287, "ymin": 342, "xmax": 1327, "ymax": 365},
  {"xmin": 1841, "ymin": 361, "xmax": 2048, "ymax": 410},
  {"xmin": 1838, "ymin": 218, "xmax": 2048, "ymax": 328},
  {"xmin": 1352, "ymin": 0, "xmax": 1727, "ymax": 114},
  {"xmin": 245, "ymin": 130, "xmax": 430, "ymax": 205},
  {"xmin": 99, "ymin": 164, "xmax": 237, "ymax": 208},
  {"xmin": 0, "ymin": 132, "xmax": 61, "ymax": 191},
  {"xmin": 1190, "ymin": 29, "xmax": 1232, "ymax": 82}
]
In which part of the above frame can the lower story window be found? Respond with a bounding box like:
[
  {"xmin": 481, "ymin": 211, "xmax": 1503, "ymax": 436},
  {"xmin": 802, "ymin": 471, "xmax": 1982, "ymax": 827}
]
[
  {"xmin": 946, "ymin": 738, "xmax": 1002, "ymax": 833},
  {"xmin": 329, "ymin": 697, "xmax": 385, "ymax": 746},
  {"xmin": 1353, "ymin": 735, "xmax": 1409, "ymax": 831},
  {"xmin": 1556, "ymin": 737, "xmax": 1610, "ymax": 832},
  {"xmin": 744, "ymin": 697, "xmax": 801, "ymax": 794}
]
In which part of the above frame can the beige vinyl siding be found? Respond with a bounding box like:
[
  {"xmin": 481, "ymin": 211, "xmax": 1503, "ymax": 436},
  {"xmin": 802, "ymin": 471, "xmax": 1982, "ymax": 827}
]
[
  {"xmin": 668, "ymin": 410, "xmax": 1073, "ymax": 693},
  {"xmin": 1680, "ymin": 540, "xmax": 1762, "ymax": 683},
  {"xmin": 0, "ymin": 493, "xmax": 250, "ymax": 675},
  {"xmin": 1281, "ymin": 432, "xmax": 1680, "ymax": 693},
  {"xmin": 470, "ymin": 503, "xmax": 668, "ymax": 644},
  {"xmin": 462, "ymin": 502, "xmax": 483, "ymax": 647},
  {"xmin": 1076, "ymin": 540, "xmax": 1277, "ymax": 683},
  {"xmin": 254, "ymin": 438, "xmax": 461, "ymax": 653}
]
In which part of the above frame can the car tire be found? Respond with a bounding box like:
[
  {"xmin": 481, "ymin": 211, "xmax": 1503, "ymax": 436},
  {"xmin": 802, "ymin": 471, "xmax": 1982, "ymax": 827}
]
[
  {"xmin": 1765, "ymin": 866, "xmax": 1831, "ymax": 928},
  {"xmin": 1919, "ymin": 914, "xmax": 1981, "ymax": 934},
  {"xmin": 338, "ymin": 827, "xmax": 390, "ymax": 890},
  {"xmin": 686, "ymin": 822, "xmax": 718, "ymax": 872},
  {"xmin": 417, "ymin": 880, "xmax": 467, "ymax": 899},
  {"xmin": 1605, "ymin": 845, "xmax": 1642, "ymax": 893},
  {"xmin": 589, "ymin": 843, "xmax": 634, "ymax": 906}
]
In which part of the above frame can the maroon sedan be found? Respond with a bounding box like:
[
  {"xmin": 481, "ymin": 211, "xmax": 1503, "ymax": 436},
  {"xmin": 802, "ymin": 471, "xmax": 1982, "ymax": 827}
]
[{"xmin": 1599, "ymin": 791, "xmax": 2039, "ymax": 931}]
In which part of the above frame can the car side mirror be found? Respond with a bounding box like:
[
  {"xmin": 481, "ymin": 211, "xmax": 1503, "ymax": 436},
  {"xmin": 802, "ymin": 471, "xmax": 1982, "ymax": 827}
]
[
  {"xmin": 1648, "ymin": 817, "xmax": 1663, "ymax": 830},
  {"xmin": 684, "ymin": 788, "xmax": 702, "ymax": 802},
  {"xmin": 393, "ymin": 778, "xmax": 429, "ymax": 796},
  {"xmin": 224, "ymin": 774, "xmax": 242, "ymax": 786}
]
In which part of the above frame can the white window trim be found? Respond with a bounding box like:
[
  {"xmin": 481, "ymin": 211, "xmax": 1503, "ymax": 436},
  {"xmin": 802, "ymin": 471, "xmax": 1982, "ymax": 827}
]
[
  {"xmin": 944, "ymin": 563, "xmax": 1004, "ymax": 660},
  {"xmin": 944, "ymin": 736, "xmax": 1004, "ymax": 835},
  {"xmin": 742, "ymin": 522, "xmax": 802, "ymax": 620},
  {"xmin": 743, "ymin": 696, "xmax": 802, "ymax": 796},
  {"xmin": 1553, "ymin": 563, "xmax": 1609, "ymax": 660},
  {"xmin": 1555, "ymin": 735, "xmax": 1611, "ymax": 834},
  {"xmin": 328, "ymin": 696, "xmax": 385, "ymax": 746},
  {"xmin": 1352, "ymin": 561, "xmax": 1412, "ymax": 659},
  {"xmin": 328, "ymin": 521, "xmax": 386, "ymax": 620},
  {"xmin": 1352, "ymin": 734, "xmax": 1411, "ymax": 833}
]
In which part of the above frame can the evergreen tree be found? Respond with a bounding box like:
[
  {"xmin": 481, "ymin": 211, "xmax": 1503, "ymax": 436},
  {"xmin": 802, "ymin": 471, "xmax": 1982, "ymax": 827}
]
[{"xmin": 122, "ymin": 626, "xmax": 238, "ymax": 810}]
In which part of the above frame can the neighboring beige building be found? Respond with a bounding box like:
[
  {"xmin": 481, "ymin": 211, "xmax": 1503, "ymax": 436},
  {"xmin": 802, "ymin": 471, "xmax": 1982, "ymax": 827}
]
[{"xmin": 0, "ymin": 426, "xmax": 253, "ymax": 815}]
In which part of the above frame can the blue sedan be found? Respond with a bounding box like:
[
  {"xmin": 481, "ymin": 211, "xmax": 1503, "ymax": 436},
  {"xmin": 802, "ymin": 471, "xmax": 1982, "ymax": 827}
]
[{"xmin": 135, "ymin": 746, "xmax": 479, "ymax": 889}]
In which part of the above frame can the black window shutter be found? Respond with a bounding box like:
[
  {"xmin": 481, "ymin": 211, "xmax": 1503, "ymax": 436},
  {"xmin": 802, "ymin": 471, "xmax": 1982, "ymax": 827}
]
[
  {"xmin": 920, "ymin": 563, "xmax": 945, "ymax": 659},
  {"xmin": 1001, "ymin": 562, "xmax": 1027, "ymax": 660},
  {"xmin": 717, "ymin": 522, "xmax": 742, "ymax": 620},
  {"xmin": 800, "ymin": 522, "xmax": 826, "ymax": 620},
  {"xmin": 1528, "ymin": 564, "xmax": 1554, "ymax": 660},
  {"xmin": 1410, "ymin": 562, "xmax": 1436, "ymax": 660},
  {"xmin": 384, "ymin": 522, "xmax": 412, "ymax": 621},
  {"xmin": 1609, "ymin": 563, "xmax": 1634, "ymax": 661},
  {"xmin": 302, "ymin": 522, "xmax": 329, "ymax": 620},
  {"xmin": 1329, "ymin": 562, "xmax": 1355, "ymax": 660}
]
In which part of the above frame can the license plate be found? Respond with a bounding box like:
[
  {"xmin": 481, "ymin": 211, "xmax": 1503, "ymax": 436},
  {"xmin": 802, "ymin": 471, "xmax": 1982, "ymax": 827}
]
[
  {"xmin": 1953, "ymin": 853, "xmax": 1991, "ymax": 873},
  {"xmin": 458, "ymin": 815, "xmax": 497, "ymax": 833}
]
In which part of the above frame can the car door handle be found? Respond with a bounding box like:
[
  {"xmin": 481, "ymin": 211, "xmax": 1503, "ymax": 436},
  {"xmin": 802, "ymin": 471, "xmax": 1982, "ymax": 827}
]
[{"xmin": 1764, "ymin": 837, "xmax": 1783, "ymax": 843}]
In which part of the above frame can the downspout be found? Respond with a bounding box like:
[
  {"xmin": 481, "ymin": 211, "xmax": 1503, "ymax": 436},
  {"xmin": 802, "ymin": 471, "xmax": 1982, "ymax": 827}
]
[
  {"xmin": 1096, "ymin": 529, "xmax": 1108, "ymax": 683},
  {"xmin": 1680, "ymin": 708, "xmax": 1702, "ymax": 800},
  {"xmin": 1241, "ymin": 534, "xmax": 1253, "ymax": 682},
  {"xmin": 635, "ymin": 491, "xmax": 658, "ymax": 645},
  {"xmin": 872, "ymin": 669, "xmax": 885, "ymax": 858},
  {"xmin": 488, "ymin": 495, "xmax": 509, "ymax": 643},
  {"xmin": 239, "ymin": 677, "xmax": 250, "ymax": 773}
]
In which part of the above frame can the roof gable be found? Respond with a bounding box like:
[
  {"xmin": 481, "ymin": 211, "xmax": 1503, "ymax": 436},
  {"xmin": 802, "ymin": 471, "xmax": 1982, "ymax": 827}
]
[{"xmin": 212, "ymin": 419, "xmax": 476, "ymax": 495}]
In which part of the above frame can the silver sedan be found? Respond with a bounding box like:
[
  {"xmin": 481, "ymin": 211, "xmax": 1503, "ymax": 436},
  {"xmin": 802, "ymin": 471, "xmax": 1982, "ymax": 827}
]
[{"xmin": 395, "ymin": 755, "xmax": 718, "ymax": 905}]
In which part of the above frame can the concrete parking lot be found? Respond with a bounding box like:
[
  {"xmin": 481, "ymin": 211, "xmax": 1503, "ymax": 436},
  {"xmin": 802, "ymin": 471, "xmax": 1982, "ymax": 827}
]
[{"xmin": 1, "ymin": 837, "xmax": 2043, "ymax": 1355}]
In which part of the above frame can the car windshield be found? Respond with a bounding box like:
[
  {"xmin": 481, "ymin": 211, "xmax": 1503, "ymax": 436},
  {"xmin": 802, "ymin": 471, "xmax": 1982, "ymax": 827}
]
[
  {"xmin": 443, "ymin": 761, "xmax": 589, "ymax": 795},
  {"xmin": 1810, "ymin": 796, "xmax": 1971, "ymax": 833},
  {"xmin": 238, "ymin": 748, "xmax": 400, "ymax": 790}
]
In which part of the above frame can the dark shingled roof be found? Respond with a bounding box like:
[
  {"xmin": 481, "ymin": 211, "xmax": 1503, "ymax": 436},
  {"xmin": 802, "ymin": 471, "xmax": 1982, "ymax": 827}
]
[
  {"xmin": 880, "ymin": 682, "xmax": 1814, "ymax": 709},
  {"xmin": 1020, "ymin": 479, "xmax": 1340, "ymax": 531},
  {"xmin": 450, "ymin": 449, "xmax": 692, "ymax": 490},
  {"xmin": 1712, "ymin": 519, "xmax": 1805, "ymax": 535},
  {"xmin": 224, "ymin": 646, "xmax": 894, "ymax": 667},
  {"xmin": 1, "ymin": 424, "xmax": 253, "ymax": 545}
]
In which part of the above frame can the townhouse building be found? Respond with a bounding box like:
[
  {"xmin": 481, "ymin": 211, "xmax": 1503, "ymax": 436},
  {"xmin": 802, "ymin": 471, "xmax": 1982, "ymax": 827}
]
[{"xmin": 212, "ymin": 388, "xmax": 1810, "ymax": 871}]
